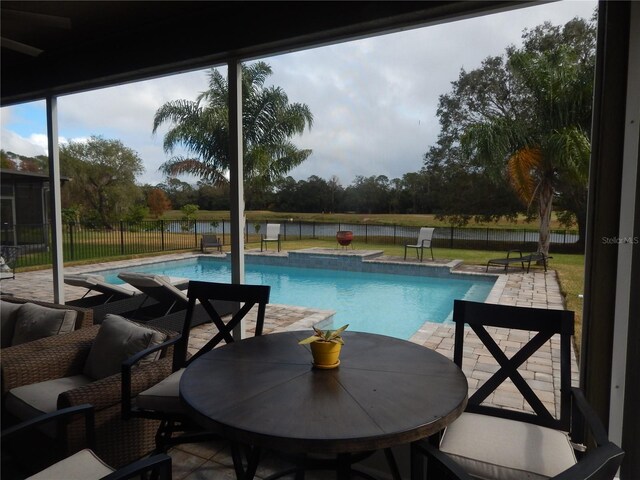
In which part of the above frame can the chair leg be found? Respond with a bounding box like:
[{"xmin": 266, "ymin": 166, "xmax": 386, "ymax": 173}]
[
  {"xmin": 430, "ymin": 247, "xmax": 434, "ymax": 261},
  {"xmin": 404, "ymin": 246, "xmax": 407, "ymax": 260}
]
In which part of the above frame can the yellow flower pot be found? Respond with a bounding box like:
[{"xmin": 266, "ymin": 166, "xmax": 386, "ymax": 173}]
[{"xmin": 310, "ymin": 341, "xmax": 342, "ymax": 368}]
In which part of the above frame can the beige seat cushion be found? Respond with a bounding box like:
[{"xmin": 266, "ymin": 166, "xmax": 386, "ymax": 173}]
[
  {"xmin": 27, "ymin": 448, "xmax": 114, "ymax": 480},
  {"xmin": 440, "ymin": 412, "xmax": 577, "ymax": 480},
  {"xmin": 11, "ymin": 303, "xmax": 78, "ymax": 346},
  {"xmin": 5, "ymin": 375, "xmax": 93, "ymax": 436},
  {"xmin": 137, "ymin": 368, "xmax": 185, "ymax": 413},
  {"xmin": 83, "ymin": 314, "xmax": 167, "ymax": 380}
]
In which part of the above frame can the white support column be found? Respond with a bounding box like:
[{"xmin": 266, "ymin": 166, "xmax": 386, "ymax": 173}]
[
  {"xmin": 228, "ymin": 59, "xmax": 246, "ymax": 339},
  {"xmin": 609, "ymin": 0, "xmax": 640, "ymax": 449},
  {"xmin": 46, "ymin": 96, "xmax": 65, "ymax": 303}
]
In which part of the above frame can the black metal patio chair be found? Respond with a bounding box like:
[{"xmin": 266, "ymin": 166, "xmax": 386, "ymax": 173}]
[
  {"xmin": 410, "ymin": 300, "xmax": 624, "ymax": 480},
  {"xmin": 121, "ymin": 280, "xmax": 271, "ymax": 460}
]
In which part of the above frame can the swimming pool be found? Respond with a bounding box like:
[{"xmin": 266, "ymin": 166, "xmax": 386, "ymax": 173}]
[{"xmin": 96, "ymin": 257, "xmax": 494, "ymax": 339}]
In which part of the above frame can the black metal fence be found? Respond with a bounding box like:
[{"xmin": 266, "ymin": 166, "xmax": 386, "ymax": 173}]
[{"xmin": 1, "ymin": 219, "xmax": 581, "ymax": 269}]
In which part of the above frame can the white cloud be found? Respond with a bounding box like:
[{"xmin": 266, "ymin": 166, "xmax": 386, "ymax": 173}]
[{"xmin": 1, "ymin": 1, "xmax": 596, "ymax": 186}]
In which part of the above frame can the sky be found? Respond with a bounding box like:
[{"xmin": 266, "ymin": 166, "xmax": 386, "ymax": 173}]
[{"xmin": 0, "ymin": 1, "xmax": 596, "ymax": 188}]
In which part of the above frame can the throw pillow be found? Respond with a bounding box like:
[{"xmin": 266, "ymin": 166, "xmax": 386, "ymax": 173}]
[
  {"xmin": 1, "ymin": 300, "xmax": 22, "ymax": 348},
  {"xmin": 83, "ymin": 314, "xmax": 167, "ymax": 380},
  {"xmin": 11, "ymin": 303, "xmax": 78, "ymax": 346}
]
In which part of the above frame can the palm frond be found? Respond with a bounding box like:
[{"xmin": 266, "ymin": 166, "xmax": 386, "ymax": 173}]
[{"xmin": 507, "ymin": 146, "xmax": 542, "ymax": 206}]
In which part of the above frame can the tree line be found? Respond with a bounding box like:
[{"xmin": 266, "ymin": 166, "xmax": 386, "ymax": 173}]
[{"xmin": 0, "ymin": 14, "xmax": 594, "ymax": 252}]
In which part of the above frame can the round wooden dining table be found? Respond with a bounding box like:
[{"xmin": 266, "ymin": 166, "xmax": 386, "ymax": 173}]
[{"xmin": 180, "ymin": 330, "xmax": 467, "ymax": 462}]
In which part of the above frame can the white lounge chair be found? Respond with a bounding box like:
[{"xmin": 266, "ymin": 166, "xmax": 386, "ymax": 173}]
[
  {"xmin": 260, "ymin": 223, "xmax": 282, "ymax": 252},
  {"xmin": 118, "ymin": 272, "xmax": 189, "ymax": 317},
  {"xmin": 64, "ymin": 273, "xmax": 140, "ymax": 302},
  {"xmin": 404, "ymin": 227, "xmax": 435, "ymax": 262}
]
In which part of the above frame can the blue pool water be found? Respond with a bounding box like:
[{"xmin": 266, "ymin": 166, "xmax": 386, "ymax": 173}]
[{"xmin": 97, "ymin": 257, "xmax": 494, "ymax": 339}]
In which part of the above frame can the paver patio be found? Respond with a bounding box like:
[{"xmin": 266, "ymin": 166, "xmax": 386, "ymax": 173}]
[{"xmin": 1, "ymin": 251, "xmax": 579, "ymax": 479}]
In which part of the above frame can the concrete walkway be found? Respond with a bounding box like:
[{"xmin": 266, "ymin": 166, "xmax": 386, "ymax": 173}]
[{"xmin": 1, "ymin": 252, "xmax": 578, "ymax": 479}]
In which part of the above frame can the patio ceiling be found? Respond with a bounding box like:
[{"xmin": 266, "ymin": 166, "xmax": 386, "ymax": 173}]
[{"xmin": 0, "ymin": 0, "xmax": 525, "ymax": 106}]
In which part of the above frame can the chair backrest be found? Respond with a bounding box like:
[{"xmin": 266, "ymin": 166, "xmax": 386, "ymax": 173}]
[
  {"xmin": 118, "ymin": 272, "xmax": 188, "ymax": 313},
  {"xmin": 265, "ymin": 223, "xmax": 280, "ymax": 239},
  {"xmin": 64, "ymin": 274, "xmax": 138, "ymax": 299},
  {"xmin": 452, "ymin": 300, "xmax": 575, "ymax": 430},
  {"xmin": 201, "ymin": 234, "xmax": 220, "ymax": 245},
  {"xmin": 417, "ymin": 227, "xmax": 434, "ymax": 245},
  {"xmin": 174, "ymin": 280, "xmax": 271, "ymax": 368}
]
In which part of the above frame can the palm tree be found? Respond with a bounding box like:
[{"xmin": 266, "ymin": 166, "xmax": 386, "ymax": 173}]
[
  {"xmin": 153, "ymin": 62, "xmax": 313, "ymax": 208},
  {"xmin": 462, "ymin": 42, "xmax": 592, "ymax": 256}
]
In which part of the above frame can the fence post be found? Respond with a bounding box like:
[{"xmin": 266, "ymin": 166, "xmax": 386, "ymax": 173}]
[
  {"xmin": 564, "ymin": 229, "xmax": 567, "ymax": 245},
  {"xmin": 365, "ymin": 224, "xmax": 368, "ymax": 244},
  {"xmin": 299, "ymin": 220, "xmax": 302, "ymax": 240},
  {"xmin": 69, "ymin": 223, "xmax": 75, "ymax": 260},
  {"xmin": 194, "ymin": 221, "xmax": 198, "ymax": 248},
  {"xmin": 161, "ymin": 220, "xmax": 165, "ymax": 250},
  {"xmin": 120, "ymin": 221, "xmax": 125, "ymax": 255},
  {"xmin": 312, "ymin": 222, "xmax": 316, "ymax": 239},
  {"xmin": 450, "ymin": 226, "xmax": 454, "ymax": 248},
  {"xmin": 393, "ymin": 224, "xmax": 396, "ymax": 245},
  {"xmin": 486, "ymin": 228, "xmax": 489, "ymax": 248}
]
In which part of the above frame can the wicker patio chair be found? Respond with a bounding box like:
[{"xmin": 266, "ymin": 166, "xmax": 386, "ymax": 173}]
[
  {"xmin": 2, "ymin": 404, "xmax": 172, "ymax": 479},
  {"xmin": 0, "ymin": 296, "xmax": 94, "ymax": 367},
  {"xmin": 2, "ymin": 318, "xmax": 178, "ymax": 469}
]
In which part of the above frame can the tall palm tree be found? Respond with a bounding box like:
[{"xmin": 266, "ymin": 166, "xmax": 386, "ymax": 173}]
[
  {"xmin": 153, "ymin": 62, "xmax": 313, "ymax": 207},
  {"xmin": 462, "ymin": 43, "xmax": 592, "ymax": 256}
]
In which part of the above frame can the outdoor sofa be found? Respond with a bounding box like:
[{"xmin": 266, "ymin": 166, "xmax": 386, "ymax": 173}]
[{"xmin": 1, "ymin": 314, "xmax": 178, "ymax": 468}]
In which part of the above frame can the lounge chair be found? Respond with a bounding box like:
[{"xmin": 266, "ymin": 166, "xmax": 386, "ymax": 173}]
[
  {"xmin": 64, "ymin": 273, "xmax": 140, "ymax": 302},
  {"xmin": 261, "ymin": 223, "xmax": 281, "ymax": 252},
  {"xmin": 117, "ymin": 272, "xmax": 189, "ymax": 318},
  {"xmin": 486, "ymin": 249, "xmax": 551, "ymax": 273},
  {"xmin": 200, "ymin": 234, "xmax": 223, "ymax": 253},
  {"xmin": 404, "ymin": 227, "xmax": 435, "ymax": 262}
]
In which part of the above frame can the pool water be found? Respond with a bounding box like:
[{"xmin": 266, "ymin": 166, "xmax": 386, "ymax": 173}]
[{"xmin": 98, "ymin": 257, "xmax": 494, "ymax": 340}]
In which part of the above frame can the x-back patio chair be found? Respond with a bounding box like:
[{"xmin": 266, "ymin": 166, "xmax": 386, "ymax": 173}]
[
  {"xmin": 261, "ymin": 223, "xmax": 281, "ymax": 252},
  {"xmin": 411, "ymin": 300, "xmax": 624, "ymax": 480},
  {"xmin": 121, "ymin": 280, "xmax": 271, "ymax": 460},
  {"xmin": 404, "ymin": 227, "xmax": 435, "ymax": 262}
]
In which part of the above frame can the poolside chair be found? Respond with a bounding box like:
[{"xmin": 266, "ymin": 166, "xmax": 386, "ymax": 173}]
[
  {"xmin": 0, "ymin": 245, "xmax": 20, "ymax": 281},
  {"xmin": 2, "ymin": 404, "xmax": 172, "ymax": 479},
  {"xmin": 411, "ymin": 300, "xmax": 624, "ymax": 480},
  {"xmin": 404, "ymin": 227, "xmax": 435, "ymax": 261},
  {"xmin": 200, "ymin": 234, "xmax": 223, "ymax": 253},
  {"xmin": 64, "ymin": 273, "xmax": 141, "ymax": 302},
  {"xmin": 121, "ymin": 280, "xmax": 270, "ymax": 460},
  {"xmin": 117, "ymin": 272, "xmax": 189, "ymax": 318},
  {"xmin": 261, "ymin": 223, "xmax": 281, "ymax": 252},
  {"xmin": 486, "ymin": 249, "xmax": 551, "ymax": 273}
]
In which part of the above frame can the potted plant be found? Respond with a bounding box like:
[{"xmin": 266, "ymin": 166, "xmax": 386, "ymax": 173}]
[{"xmin": 298, "ymin": 324, "xmax": 349, "ymax": 368}]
